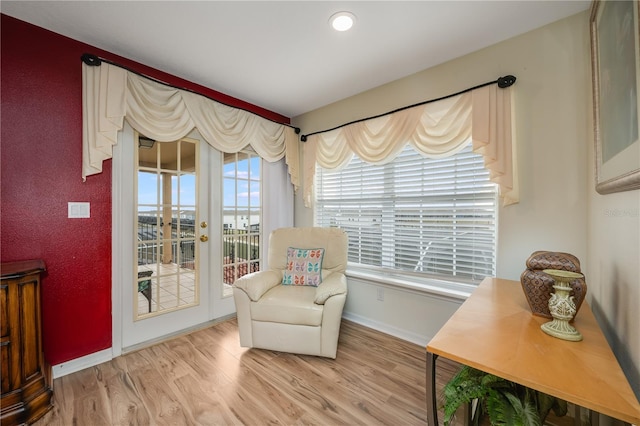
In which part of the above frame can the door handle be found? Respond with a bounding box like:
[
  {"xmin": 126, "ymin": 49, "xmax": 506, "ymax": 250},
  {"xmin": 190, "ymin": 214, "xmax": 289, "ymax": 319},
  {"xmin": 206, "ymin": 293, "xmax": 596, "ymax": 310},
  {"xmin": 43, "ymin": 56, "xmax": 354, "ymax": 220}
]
[{"xmin": 200, "ymin": 235, "xmax": 209, "ymax": 242}]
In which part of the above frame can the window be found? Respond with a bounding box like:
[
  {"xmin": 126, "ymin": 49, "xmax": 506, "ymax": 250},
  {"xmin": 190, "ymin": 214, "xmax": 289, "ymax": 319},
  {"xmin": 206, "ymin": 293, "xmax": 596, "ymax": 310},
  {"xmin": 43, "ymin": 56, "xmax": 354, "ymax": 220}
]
[
  {"xmin": 136, "ymin": 138, "xmax": 198, "ymax": 317},
  {"xmin": 315, "ymin": 143, "xmax": 497, "ymax": 284},
  {"xmin": 222, "ymin": 151, "xmax": 261, "ymax": 296}
]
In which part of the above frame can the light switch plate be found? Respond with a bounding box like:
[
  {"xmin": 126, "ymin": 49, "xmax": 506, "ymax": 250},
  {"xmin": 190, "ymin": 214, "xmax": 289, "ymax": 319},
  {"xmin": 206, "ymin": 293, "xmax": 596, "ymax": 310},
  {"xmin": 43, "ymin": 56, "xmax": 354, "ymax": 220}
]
[{"xmin": 68, "ymin": 202, "xmax": 90, "ymax": 218}]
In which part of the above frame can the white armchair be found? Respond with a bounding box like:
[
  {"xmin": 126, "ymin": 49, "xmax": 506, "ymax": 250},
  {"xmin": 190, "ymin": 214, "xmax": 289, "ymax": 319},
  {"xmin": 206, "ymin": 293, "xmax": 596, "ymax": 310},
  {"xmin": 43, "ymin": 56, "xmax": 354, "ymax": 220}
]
[{"xmin": 232, "ymin": 227, "xmax": 348, "ymax": 358}]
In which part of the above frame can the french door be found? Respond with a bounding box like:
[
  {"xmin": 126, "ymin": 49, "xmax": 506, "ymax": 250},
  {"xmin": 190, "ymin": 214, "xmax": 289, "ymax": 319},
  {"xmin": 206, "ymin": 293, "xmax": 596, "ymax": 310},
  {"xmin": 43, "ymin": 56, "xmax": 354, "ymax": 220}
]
[{"xmin": 113, "ymin": 124, "xmax": 235, "ymax": 352}]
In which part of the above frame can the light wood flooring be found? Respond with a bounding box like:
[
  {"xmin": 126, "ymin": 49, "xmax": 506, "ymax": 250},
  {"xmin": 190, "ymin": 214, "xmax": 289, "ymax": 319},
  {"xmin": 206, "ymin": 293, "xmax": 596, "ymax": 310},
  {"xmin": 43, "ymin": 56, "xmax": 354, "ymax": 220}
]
[{"xmin": 35, "ymin": 319, "xmax": 464, "ymax": 426}]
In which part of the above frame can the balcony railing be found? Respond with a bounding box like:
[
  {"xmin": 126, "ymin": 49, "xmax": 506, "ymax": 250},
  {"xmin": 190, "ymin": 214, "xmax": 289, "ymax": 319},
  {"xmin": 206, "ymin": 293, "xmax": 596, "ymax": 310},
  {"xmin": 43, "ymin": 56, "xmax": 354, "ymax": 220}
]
[
  {"xmin": 137, "ymin": 217, "xmax": 261, "ymax": 284},
  {"xmin": 138, "ymin": 216, "xmax": 196, "ymax": 267},
  {"xmin": 223, "ymin": 227, "xmax": 260, "ymax": 284}
]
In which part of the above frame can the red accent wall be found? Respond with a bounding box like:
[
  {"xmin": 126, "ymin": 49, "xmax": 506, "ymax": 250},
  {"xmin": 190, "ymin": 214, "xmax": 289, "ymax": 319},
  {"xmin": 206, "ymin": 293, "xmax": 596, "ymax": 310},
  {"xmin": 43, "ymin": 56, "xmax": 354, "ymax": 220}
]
[{"xmin": 1, "ymin": 14, "xmax": 290, "ymax": 365}]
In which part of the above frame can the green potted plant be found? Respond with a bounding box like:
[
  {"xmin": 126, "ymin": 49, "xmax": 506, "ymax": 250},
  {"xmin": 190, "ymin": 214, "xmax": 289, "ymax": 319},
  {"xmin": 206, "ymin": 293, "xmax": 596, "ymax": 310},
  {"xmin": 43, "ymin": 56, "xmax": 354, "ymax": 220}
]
[{"xmin": 442, "ymin": 365, "xmax": 568, "ymax": 426}]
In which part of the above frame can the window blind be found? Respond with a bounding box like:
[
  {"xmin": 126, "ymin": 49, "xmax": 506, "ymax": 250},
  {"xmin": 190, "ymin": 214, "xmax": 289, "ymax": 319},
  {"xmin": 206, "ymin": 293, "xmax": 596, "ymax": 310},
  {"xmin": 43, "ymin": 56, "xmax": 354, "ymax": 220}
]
[{"xmin": 316, "ymin": 142, "xmax": 497, "ymax": 283}]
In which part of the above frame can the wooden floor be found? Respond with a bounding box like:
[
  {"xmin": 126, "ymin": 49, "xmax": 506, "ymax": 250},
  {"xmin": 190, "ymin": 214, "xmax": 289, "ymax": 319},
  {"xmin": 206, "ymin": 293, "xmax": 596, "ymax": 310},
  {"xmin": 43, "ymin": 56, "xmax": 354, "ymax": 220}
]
[{"xmin": 36, "ymin": 319, "xmax": 464, "ymax": 426}]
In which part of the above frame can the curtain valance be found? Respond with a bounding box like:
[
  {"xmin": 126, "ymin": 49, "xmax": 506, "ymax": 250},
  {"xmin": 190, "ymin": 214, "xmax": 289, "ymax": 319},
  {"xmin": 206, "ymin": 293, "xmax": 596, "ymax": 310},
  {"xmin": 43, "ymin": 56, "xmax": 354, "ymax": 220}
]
[
  {"xmin": 303, "ymin": 84, "xmax": 518, "ymax": 207},
  {"xmin": 82, "ymin": 62, "xmax": 299, "ymax": 190}
]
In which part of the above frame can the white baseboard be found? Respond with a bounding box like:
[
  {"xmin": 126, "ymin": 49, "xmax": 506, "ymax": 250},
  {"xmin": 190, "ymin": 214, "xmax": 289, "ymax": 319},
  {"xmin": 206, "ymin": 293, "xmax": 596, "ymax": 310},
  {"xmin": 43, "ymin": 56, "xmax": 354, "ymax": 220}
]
[
  {"xmin": 342, "ymin": 312, "xmax": 432, "ymax": 347},
  {"xmin": 52, "ymin": 348, "xmax": 113, "ymax": 379}
]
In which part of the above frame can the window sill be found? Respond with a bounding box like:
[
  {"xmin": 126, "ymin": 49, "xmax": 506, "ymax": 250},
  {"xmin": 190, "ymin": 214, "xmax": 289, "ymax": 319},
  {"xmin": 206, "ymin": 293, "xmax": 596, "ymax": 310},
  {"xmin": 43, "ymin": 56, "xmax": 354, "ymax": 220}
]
[{"xmin": 345, "ymin": 268, "xmax": 475, "ymax": 302}]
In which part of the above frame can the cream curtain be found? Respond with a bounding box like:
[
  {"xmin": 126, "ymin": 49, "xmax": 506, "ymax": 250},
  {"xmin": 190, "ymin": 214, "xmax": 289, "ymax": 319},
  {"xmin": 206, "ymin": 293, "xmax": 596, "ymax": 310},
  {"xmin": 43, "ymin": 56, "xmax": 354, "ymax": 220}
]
[
  {"xmin": 303, "ymin": 84, "xmax": 518, "ymax": 207},
  {"xmin": 82, "ymin": 62, "xmax": 299, "ymax": 190}
]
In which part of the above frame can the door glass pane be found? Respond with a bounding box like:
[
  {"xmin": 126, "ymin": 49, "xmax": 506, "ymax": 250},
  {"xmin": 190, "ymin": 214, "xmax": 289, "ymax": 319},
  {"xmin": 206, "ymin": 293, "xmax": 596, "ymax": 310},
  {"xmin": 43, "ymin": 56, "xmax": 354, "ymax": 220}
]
[
  {"xmin": 159, "ymin": 141, "xmax": 179, "ymax": 169},
  {"xmin": 180, "ymin": 174, "xmax": 196, "ymax": 208},
  {"xmin": 222, "ymin": 151, "xmax": 261, "ymax": 297},
  {"xmin": 138, "ymin": 172, "xmax": 158, "ymax": 205},
  {"xmin": 138, "ymin": 139, "xmax": 158, "ymax": 168},
  {"xmin": 136, "ymin": 136, "xmax": 199, "ymax": 319},
  {"xmin": 237, "ymin": 180, "xmax": 249, "ymax": 208},
  {"xmin": 249, "ymin": 156, "xmax": 260, "ymax": 180},
  {"xmin": 181, "ymin": 141, "xmax": 197, "ymax": 172},
  {"xmin": 223, "ymin": 178, "xmax": 236, "ymax": 207},
  {"xmin": 171, "ymin": 174, "xmax": 179, "ymax": 206}
]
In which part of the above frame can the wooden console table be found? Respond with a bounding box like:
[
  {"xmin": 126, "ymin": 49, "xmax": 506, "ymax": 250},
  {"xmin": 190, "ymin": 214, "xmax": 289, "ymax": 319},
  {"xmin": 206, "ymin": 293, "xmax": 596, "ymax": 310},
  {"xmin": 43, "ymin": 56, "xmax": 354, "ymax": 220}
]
[{"xmin": 426, "ymin": 277, "xmax": 640, "ymax": 425}]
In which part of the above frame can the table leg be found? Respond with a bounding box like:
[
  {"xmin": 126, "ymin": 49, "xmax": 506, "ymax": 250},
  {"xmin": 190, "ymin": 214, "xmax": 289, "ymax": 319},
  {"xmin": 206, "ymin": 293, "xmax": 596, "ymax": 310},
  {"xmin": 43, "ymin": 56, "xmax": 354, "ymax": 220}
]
[
  {"xmin": 426, "ymin": 351, "xmax": 439, "ymax": 425},
  {"xmin": 463, "ymin": 402, "xmax": 472, "ymax": 426}
]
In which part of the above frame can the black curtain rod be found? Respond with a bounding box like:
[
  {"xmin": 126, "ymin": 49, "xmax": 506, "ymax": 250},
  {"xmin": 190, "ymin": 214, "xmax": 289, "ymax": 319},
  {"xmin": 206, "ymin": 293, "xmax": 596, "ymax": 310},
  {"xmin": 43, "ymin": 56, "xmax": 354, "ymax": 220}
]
[
  {"xmin": 81, "ymin": 53, "xmax": 301, "ymax": 135},
  {"xmin": 299, "ymin": 75, "xmax": 516, "ymax": 142}
]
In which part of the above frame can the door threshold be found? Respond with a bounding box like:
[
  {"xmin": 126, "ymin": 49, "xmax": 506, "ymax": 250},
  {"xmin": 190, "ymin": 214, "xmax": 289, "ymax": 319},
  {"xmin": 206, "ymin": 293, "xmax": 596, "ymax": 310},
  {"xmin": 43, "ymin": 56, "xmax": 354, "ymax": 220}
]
[{"xmin": 121, "ymin": 313, "xmax": 237, "ymax": 354}]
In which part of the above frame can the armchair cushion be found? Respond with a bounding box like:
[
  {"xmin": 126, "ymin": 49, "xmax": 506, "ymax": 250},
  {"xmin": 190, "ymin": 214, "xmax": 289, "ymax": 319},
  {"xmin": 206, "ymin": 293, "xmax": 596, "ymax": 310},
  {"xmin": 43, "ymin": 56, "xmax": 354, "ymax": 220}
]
[
  {"xmin": 251, "ymin": 285, "xmax": 323, "ymax": 326},
  {"xmin": 282, "ymin": 247, "xmax": 325, "ymax": 286}
]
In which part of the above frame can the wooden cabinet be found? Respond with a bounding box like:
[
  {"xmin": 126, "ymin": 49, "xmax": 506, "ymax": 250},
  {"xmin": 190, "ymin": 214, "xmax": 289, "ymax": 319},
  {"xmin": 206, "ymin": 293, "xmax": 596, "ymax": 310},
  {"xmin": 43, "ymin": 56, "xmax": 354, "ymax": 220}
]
[{"xmin": 1, "ymin": 260, "xmax": 53, "ymax": 425}]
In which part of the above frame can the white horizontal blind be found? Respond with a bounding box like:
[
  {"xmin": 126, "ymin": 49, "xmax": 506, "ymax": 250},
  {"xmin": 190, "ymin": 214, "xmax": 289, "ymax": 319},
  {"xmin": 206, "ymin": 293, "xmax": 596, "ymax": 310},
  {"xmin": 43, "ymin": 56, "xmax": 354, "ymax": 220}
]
[{"xmin": 316, "ymin": 142, "xmax": 497, "ymax": 283}]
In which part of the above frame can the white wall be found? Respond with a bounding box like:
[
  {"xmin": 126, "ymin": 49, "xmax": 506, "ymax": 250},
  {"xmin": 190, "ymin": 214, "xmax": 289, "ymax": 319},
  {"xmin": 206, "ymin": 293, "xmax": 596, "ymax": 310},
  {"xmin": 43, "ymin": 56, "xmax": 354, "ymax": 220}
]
[
  {"xmin": 294, "ymin": 10, "xmax": 639, "ymax": 401},
  {"xmin": 342, "ymin": 275, "xmax": 462, "ymax": 347},
  {"xmin": 588, "ymin": 170, "xmax": 640, "ymax": 400}
]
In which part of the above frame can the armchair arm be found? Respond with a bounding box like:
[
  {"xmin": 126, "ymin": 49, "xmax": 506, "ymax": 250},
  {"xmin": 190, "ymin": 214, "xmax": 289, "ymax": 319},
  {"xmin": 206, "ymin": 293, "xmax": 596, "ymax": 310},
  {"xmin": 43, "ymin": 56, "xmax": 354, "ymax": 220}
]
[
  {"xmin": 314, "ymin": 272, "xmax": 347, "ymax": 304},
  {"xmin": 233, "ymin": 270, "xmax": 282, "ymax": 301}
]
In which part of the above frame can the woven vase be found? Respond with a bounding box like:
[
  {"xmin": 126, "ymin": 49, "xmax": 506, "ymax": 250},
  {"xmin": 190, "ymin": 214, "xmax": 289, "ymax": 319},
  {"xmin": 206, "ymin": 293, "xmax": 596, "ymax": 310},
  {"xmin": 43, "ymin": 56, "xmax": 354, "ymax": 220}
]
[{"xmin": 520, "ymin": 251, "xmax": 587, "ymax": 321}]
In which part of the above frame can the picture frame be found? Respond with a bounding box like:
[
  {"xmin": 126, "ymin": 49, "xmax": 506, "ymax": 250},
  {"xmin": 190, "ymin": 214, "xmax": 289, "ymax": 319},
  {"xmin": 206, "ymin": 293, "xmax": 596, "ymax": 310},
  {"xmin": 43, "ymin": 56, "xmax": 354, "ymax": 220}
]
[{"xmin": 590, "ymin": 0, "xmax": 640, "ymax": 194}]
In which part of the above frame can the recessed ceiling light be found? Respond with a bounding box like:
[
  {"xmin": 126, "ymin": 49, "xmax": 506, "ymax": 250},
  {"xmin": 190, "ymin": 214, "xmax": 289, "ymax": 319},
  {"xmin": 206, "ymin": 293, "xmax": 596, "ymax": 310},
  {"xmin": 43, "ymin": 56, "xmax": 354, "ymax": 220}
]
[{"xmin": 329, "ymin": 11, "xmax": 356, "ymax": 32}]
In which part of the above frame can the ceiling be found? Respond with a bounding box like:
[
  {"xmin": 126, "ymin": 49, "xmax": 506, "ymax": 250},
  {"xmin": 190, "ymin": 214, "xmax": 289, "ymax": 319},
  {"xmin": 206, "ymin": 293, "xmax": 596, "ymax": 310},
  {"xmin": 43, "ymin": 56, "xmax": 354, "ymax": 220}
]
[{"xmin": 2, "ymin": 1, "xmax": 590, "ymax": 118}]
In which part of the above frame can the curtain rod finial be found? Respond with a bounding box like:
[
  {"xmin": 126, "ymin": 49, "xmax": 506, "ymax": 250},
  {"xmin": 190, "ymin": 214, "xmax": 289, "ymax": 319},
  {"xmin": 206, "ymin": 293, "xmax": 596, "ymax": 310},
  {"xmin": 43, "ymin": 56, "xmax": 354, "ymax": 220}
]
[
  {"xmin": 294, "ymin": 127, "xmax": 301, "ymax": 134},
  {"xmin": 81, "ymin": 54, "xmax": 102, "ymax": 66},
  {"xmin": 301, "ymin": 135, "xmax": 308, "ymax": 142},
  {"xmin": 497, "ymin": 75, "xmax": 516, "ymax": 88}
]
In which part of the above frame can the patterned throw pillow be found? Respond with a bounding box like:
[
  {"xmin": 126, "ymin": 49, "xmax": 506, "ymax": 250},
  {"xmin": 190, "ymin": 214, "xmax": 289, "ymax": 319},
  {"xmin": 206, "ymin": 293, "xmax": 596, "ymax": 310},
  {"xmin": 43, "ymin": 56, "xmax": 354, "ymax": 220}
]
[{"xmin": 282, "ymin": 247, "xmax": 325, "ymax": 286}]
